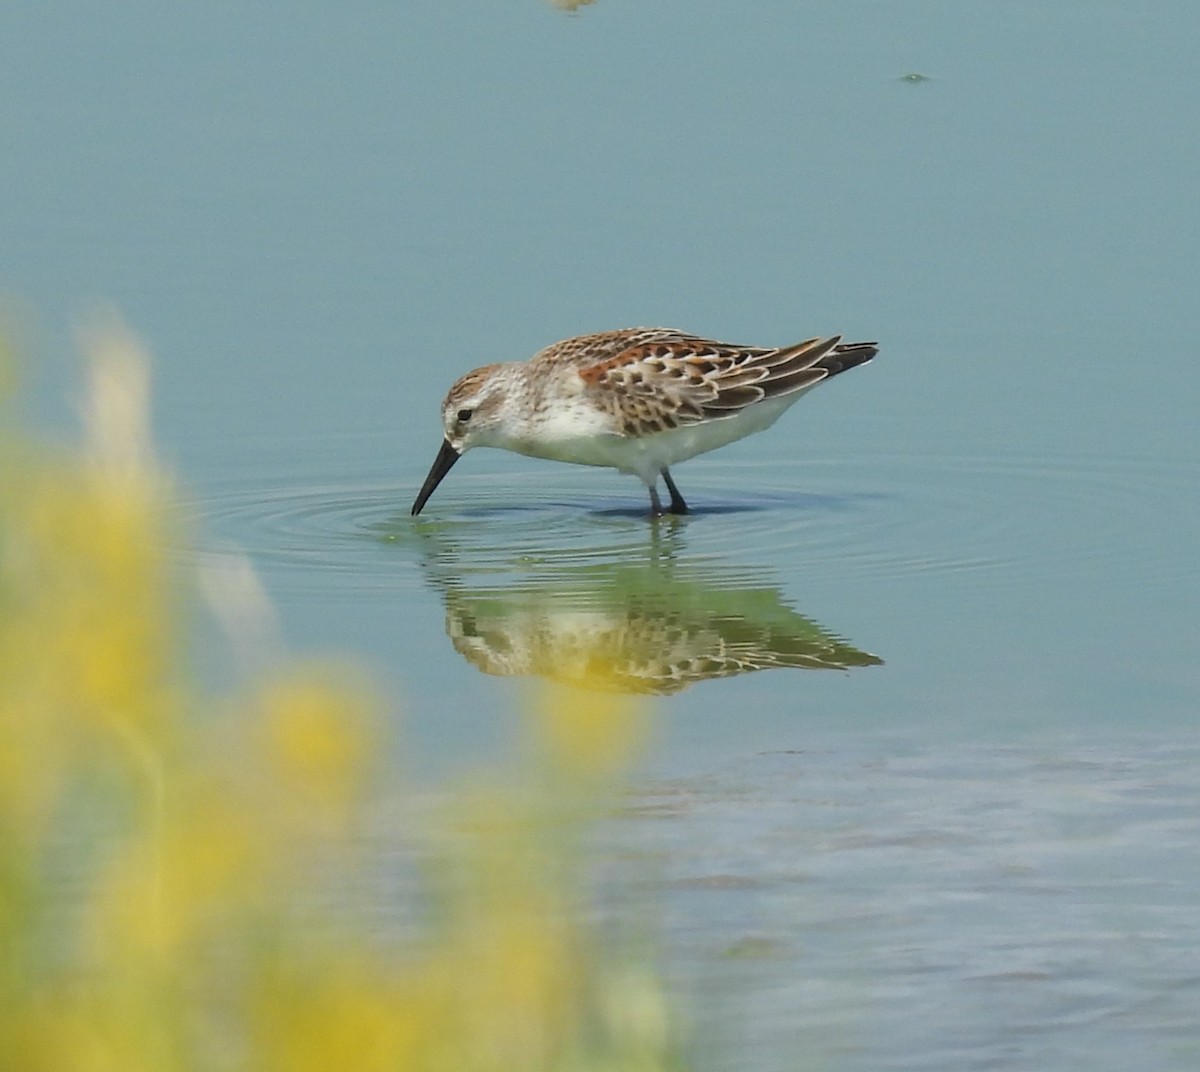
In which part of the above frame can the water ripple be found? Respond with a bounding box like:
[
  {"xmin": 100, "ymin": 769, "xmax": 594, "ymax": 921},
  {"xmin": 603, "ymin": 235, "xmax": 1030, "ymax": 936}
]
[{"xmin": 184, "ymin": 447, "xmax": 1199, "ymax": 597}]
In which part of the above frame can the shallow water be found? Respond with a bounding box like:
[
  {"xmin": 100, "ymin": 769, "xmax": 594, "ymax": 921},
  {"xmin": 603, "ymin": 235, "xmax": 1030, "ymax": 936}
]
[
  {"xmin": 628, "ymin": 739, "xmax": 1200, "ymax": 1071},
  {"xmin": 4, "ymin": 1, "xmax": 1200, "ymax": 1067}
]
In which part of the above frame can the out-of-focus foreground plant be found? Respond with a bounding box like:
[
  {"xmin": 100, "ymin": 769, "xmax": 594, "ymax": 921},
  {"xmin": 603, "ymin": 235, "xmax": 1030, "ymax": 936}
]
[{"xmin": 0, "ymin": 317, "xmax": 679, "ymax": 1071}]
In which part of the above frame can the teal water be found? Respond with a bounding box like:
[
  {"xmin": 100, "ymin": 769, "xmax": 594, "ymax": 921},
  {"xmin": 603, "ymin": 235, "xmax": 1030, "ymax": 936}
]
[{"xmin": 3, "ymin": 2, "xmax": 1199, "ymax": 1068}]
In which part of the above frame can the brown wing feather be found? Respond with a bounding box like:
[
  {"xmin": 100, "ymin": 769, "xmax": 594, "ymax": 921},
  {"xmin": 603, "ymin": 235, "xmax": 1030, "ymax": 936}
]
[
  {"xmin": 533, "ymin": 328, "xmax": 702, "ymax": 374},
  {"xmin": 577, "ymin": 333, "xmax": 877, "ymax": 436}
]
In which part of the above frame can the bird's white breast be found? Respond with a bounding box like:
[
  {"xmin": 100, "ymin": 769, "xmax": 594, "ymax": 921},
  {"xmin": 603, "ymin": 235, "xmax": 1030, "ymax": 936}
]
[{"xmin": 479, "ymin": 374, "xmax": 819, "ymax": 481}]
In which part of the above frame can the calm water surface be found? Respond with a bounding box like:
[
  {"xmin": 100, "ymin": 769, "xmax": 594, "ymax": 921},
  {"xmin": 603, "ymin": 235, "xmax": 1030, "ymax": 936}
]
[{"xmin": 3, "ymin": 2, "xmax": 1199, "ymax": 1068}]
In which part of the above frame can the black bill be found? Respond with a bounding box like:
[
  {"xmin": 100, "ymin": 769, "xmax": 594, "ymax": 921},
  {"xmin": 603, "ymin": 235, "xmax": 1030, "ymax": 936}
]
[{"xmin": 411, "ymin": 438, "xmax": 461, "ymax": 516}]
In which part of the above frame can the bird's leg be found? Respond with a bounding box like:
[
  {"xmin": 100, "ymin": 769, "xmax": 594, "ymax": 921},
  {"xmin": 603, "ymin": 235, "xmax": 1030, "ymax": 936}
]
[
  {"xmin": 648, "ymin": 483, "xmax": 665, "ymax": 517},
  {"xmin": 661, "ymin": 468, "xmax": 689, "ymax": 514}
]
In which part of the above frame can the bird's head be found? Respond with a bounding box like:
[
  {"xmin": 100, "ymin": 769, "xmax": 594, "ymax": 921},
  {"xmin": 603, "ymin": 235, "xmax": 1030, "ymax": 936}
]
[{"xmin": 412, "ymin": 364, "xmax": 512, "ymax": 515}]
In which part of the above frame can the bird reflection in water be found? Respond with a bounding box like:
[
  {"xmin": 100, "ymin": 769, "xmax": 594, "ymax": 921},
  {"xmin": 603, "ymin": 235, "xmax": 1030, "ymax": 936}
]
[{"xmin": 415, "ymin": 526, "xmax": 881, "ymax": 695}]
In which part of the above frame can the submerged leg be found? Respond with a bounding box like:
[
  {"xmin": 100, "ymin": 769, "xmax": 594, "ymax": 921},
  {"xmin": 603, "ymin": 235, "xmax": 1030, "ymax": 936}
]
[
  {"xmin": 648, "ymin": 484, "xmax": 664, "ymax": 516},
  {"xmin": 661, "ymin": 468, "xmax": 689, "ymax": 514}
]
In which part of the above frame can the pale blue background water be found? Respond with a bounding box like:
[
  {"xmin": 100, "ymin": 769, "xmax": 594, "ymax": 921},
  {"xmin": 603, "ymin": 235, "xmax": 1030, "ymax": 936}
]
[{"xmin": 3, "ymin": 3, "xmax": 1199, "ymax": 1068}]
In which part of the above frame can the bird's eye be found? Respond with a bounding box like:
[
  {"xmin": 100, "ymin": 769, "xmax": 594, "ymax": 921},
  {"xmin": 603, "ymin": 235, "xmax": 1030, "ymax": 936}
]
[{"xmin": 457, "ymin": 408, "xmax": 473, "ymax": 423}]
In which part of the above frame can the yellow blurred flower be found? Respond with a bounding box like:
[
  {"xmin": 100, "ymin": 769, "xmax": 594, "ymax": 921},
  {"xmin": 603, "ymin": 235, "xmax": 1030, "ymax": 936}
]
[
  {"xmin": 259, "ymin": 671, "xmax": 378, "ymax": 825},
  {"xmin": 0, "ymin": 313, "xmax": 683, "ymax": 1072},
  {"xmin": 530, "ymin": 679, "xmax": 651, "ymax": 784}
]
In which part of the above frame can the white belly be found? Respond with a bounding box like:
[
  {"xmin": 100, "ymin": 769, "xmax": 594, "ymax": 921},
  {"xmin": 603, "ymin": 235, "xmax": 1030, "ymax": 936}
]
[{"xmin": 498, "ymin": 389, "xmax": 812, "ymax": 482}]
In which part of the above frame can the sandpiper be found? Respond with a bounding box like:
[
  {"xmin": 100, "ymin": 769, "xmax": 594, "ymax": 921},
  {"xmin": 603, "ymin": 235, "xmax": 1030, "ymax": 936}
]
[{"xmin": 412, "ymin": 328, "xmax": 878, "ymax": 517}]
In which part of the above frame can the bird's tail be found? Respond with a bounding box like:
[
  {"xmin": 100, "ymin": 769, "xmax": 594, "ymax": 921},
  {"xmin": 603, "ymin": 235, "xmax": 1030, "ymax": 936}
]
[{"xmin": 817, "ymin": 340, "xmax": 879, "ymax": 379}]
